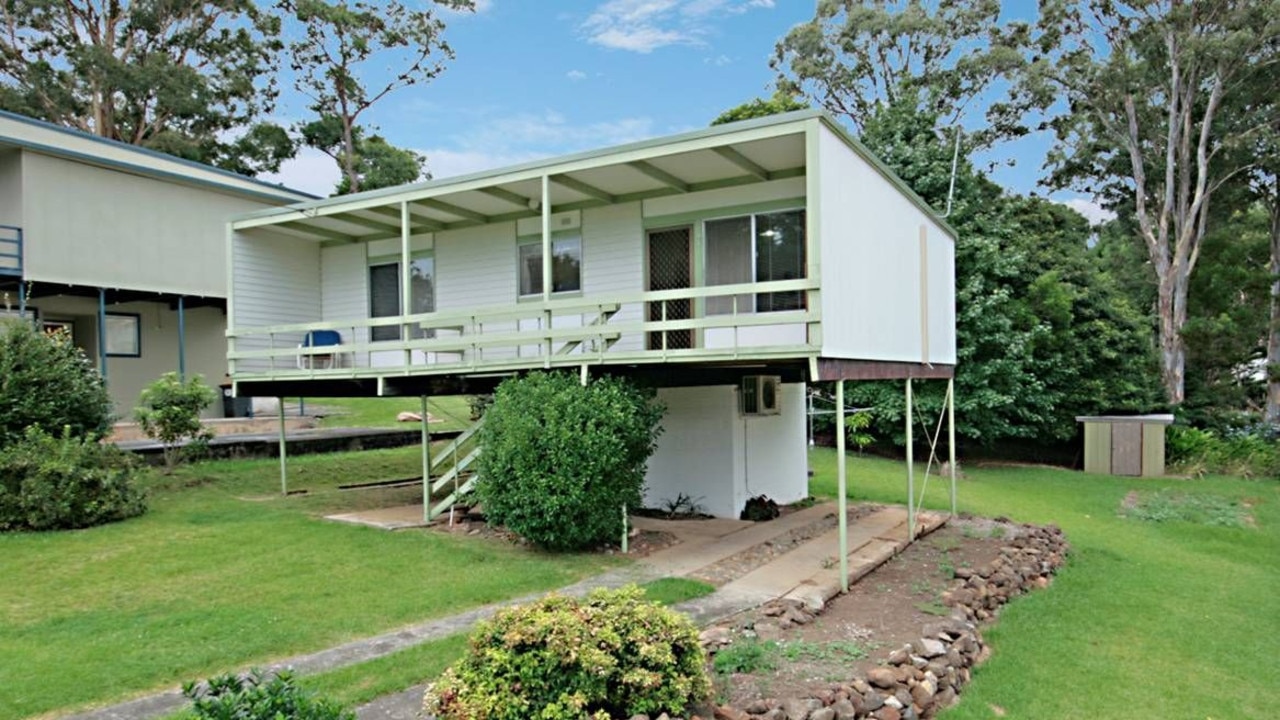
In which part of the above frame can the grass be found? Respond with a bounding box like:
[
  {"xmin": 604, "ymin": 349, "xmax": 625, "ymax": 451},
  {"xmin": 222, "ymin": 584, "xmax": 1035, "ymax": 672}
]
[
  {"xmin": 808, "ymin": 449, "xmax": 1280, "ymax": 720},
  {"xmin": 0, "ymin": 445, "xmax": 617, "ymax": 720},
  {"xmin": 640, "ymin": 577, "xmax": 716, "ymax": 606},
  {"xmin": 309, "ymin": 395, "xmax": 475, "ymax": 432},
  {"xmin": 299, "ymin": 633, "xmax": 469, "ymax": 709}
]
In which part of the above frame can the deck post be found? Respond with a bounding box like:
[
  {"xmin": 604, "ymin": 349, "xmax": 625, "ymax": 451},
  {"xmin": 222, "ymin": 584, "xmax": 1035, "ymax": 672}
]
[
  {"xmin": 906, "ymin": 378, "xmax": 915, "ymax": 541},
  {"xmin": 17, "ymin": 279, "xmax": 25, "ymax": 318},
  {"xmin": 421, "ymin": 394, "xmax": 431, "ymax": 523},
  {"xmin": 97, "ymin": 287, "xmax": 108, "ymax": 383},
  {"xmin": 948, "ymin": 377, "xmax": 957, "ymax": 516},
  {"xmin": 278, "ymin": 397, "xmax": 288, "ymax": 496},
  {"xmin": 541, "ymin": 174, "xmax": 551, "ymax": 303},
  {"xmin": 836, "ymin": 378, "xmax": 848, "ymax": 593},
  {"xmin": 177, "ymin": 295, "xmax": 186, "ymax": 380},
  {"xmin": 401, "ymin": 201, "xmax": 412, "ymax": 368}
]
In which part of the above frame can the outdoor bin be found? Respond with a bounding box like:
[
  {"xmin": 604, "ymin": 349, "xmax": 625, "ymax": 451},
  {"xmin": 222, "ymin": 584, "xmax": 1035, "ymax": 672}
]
[
  {"xmin": 1076, "ymin": 414, "xmax": 1175, "ymax": 477},
  {"xmin": 220, "ymin": 384, "xmax": 253, "ymax": 418}
]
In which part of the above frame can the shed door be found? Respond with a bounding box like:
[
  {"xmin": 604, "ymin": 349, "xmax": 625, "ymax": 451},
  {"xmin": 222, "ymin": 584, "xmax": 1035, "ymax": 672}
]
[
  {"xmin": 1111, "ymin": 423, "xmax": 1142, "ymax": 476},
  {"xmin": 646, "ymin": 227, "xmax": 693, "ymax": 350}
]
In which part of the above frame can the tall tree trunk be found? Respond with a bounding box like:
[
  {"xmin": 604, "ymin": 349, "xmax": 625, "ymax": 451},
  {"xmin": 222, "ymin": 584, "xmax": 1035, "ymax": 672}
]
[
  {"xmin": 341, "ymin": 115, "xmax": 359, "ymax": 194},
  {"xmin": 1157, "ymin": 271, "xmax": 1188, "ymax": 406},
  {"xmin": 1267, "ymin": 205, "xmax": 1280, "ymax": 424}
]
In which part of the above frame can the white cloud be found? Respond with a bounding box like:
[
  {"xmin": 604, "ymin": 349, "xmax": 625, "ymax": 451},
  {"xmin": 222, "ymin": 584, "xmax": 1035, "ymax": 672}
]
[
  {"xmin": 420, "ymin": 111, "xmax": 660, "ymax": 179},
  {"xmin": 259, "ymin": 146, "xmax": 340, "ymax": 197},
  {"xmin": 705, "ymin": 54, "xmax": 732, "ymax": 66},
  {"xmin": 1056, "ymin": 197, "xmax": 1117, "ymax": 227},
  {"xmin": 566, "ymin": 69, "xmax": 588, "ymax": 81},
  {"xmin": 580, "ymin": 0, "xmax": 775, "ymax": 53}
]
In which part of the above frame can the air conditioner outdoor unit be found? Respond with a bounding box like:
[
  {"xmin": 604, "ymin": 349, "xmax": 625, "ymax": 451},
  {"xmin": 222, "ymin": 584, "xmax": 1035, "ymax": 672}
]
[{"xmin": 741, "ymin": 375, "xmax": 782, "ymax": 416}]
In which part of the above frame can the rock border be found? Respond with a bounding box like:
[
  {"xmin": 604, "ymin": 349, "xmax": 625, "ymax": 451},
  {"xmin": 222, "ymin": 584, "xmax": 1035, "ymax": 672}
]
[{"xmin": 697, "ymin": 521, "xmax": 1070, "ymax": 720}]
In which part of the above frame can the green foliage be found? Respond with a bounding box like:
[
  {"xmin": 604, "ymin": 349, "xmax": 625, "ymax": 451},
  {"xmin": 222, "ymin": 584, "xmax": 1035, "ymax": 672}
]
[
  {"xmin": 772, "ymin": 0, "xmax": 1030, "ymax": 148},
  {"xmin": 711, "ymin": 90, "xmax": 808, "ymax": 125},
  {"xmin": 183, "ymin": 669, "xmax": 353, "ymax": 720},
  {"xmin": 426, "ymin": 586, "xmax": 709, "ymax": 720},
  {"xmin": 1166, "ymin": 424, "xmax": 1280, "ymax": 479},
  {"xmin": 1119, "ymin": 489, "xmax": 1250, "ymax": 527},
  {"xmin": 0, "ymin": 426, "xmax": 145, "ymax": 531},
  {"xmin": 476, "ymin": 372, "xmax": 664, "ymax": 551},
  {"xmin": 0, "ymin": 0, "xmax": 293, "ymax": 175},
  {"xmin": 135, "ymin": 373, "xmax": 217, "ymax": 470},
  {"xmin": 739, "ymin": 495, "xmax": 780, "ymax": 522},
  {"xmin": 712, "ymin": 639, "xmax": 776, "ymax": 675},
  {"xmin": 778, "ymin": 640, "xmax": 869, "ymax": 663},
  {"xmin": 0, "ymin": 320, "xmax": 112, "ymax": 447},
  {"xmin": 639, "ymin": 577, "xmax": 715, "ymax": 606},
  {"xmin": 283, "ymin": 0, "xmax": 472, "ymax": 194}
]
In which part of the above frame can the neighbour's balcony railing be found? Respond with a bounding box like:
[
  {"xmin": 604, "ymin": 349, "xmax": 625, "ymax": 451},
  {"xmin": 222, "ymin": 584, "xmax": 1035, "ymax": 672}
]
[{"xmin": 227, "ymin": 278, "xmax": 821, "ymax": 381}]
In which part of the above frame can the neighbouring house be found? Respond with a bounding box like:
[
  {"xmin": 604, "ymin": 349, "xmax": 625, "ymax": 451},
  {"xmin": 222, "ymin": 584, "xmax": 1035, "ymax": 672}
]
[
  {"xmin": 226, "ymin": 110, "xmax": 957, "ymax": 519},
  {"xmin": 0, "ymin": 110, "xmax": 312, "ymax": 416}
]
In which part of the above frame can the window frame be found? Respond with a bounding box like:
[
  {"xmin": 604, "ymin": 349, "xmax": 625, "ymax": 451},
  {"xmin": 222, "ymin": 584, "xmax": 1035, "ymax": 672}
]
[
  {"xmin": 701, "ymin": 206, "xmax": 806, "ymax": 315},
  {"xmin": 367, "ymin": 252, "xmax": 435, "ymax": 342},
  {"xmin": 516, "ymin": 232, "xmax": 583, "ymax": 299},
  {"xmin": 103, "ymin": 312, "xmax": 141, "ymax": 357}
]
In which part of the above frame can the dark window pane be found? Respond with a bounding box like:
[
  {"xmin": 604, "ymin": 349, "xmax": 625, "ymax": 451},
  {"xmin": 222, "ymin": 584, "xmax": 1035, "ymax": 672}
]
[
  {"xmin": 705, "ymin": 217, "xmax": 752, "ymax": 315},
  {"xmin": 552, "ymin": 237, "xmax": 581, "ymax": 293},
  {"xmin": 519, "ymin": 244, "xmax": 541, "ymax": 296},
  {"xmin": 755, "ymin": 210, "xmax": 806, "ymax": 312},
  {"xmin": 369, "ymin": 262, "xmax": 401, "ymax": 341}
]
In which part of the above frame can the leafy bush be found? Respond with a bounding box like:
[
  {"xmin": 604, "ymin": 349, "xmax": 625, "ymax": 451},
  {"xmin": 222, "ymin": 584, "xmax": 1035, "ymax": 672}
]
[
  {"xmin": 135, "ymin": 373, "xmax": 217, "ymax": 470},
  {"xmin": 425, "ymin": 586, "xmax": 709, "ymax": 720},
  {"xmin": 183, "ymin": 669, "xmax": 353, "ymax": 720},
  {"xmin": 475, "ymin": 372, "xmax": 664, "ymax": 551},
  {"xmin": 740, "ymin": 494, "xmax": 780, "ymax": 521},
  {"xmin": 712, "ymin": 638, "xmax": 777, "ymax": 675},
  {"xmin": 1167, "ymin": 423, "xmax": 1280, "ymax": 479},
  {"xmin": 0, "ymin": 320, "xmax": 112, "ymax": 446},
  {"xmin": 0, "ymin": 427, "xmax": 146, "ymax": 531}
]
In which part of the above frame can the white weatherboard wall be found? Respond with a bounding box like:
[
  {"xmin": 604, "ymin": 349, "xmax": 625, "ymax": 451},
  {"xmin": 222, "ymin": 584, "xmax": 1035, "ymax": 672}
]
[
  {"xmin": 644, "ymin": 383, "xmax": 808, "ymax": 519},
  {"xmin": 816, "ymin": 125, "xmax": 956, "ymax": 365},
  {"xmin": 582, "ymin": 202, "xmax": 644, "ymax": 351},
  {"xmin": 22, "ymin": 153, "xmax": 282, "ymax": 297},
  {"xmin": 320, "ymin": 243, "xmax": 368, "ymax": 368},
  {"xmin": 231, "ymin": 231, "xmax": 321, "ymax": 373}
]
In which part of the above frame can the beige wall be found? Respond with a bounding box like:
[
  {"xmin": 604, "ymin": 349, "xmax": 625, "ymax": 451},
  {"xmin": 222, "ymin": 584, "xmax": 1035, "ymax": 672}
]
[
  {"xmin": 32, "ymin": 294, "xmax": 227, "ymax": 418},
  {"xmin": 20, "ymin": 152, "xmax": 290, "ymax": 297}
]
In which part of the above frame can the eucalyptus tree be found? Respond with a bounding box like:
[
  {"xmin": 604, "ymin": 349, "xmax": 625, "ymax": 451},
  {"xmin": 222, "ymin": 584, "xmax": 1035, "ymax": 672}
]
[
  {"xmin": 771, "ymin": 0, "xmax": 1030, "ymax": 148},
  {"xmin": 1021, "ymin": 0, "xmax": 1280, "ymax": 405},
  {"xmin": 282, "ymin": 0, "xmax": 473, "ymax": 195},
  {"xmin": 0, "ymin": 0, "xmax": 293, "ymax": 175}
]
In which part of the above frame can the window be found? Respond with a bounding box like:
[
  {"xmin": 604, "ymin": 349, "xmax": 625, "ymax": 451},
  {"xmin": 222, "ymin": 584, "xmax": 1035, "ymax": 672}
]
[
  {"xmin": 104, "ymin": 313, "xmax": 141, "ymax": 356},
  {"xmin": 369, "ymin": 256, "xmax": 435, "ymax": 342},
  {"xmin": 519, "ymin": 236, "xmax": 582, "ymax": 297},
  {"xmin": 704, "ymin": 209, "xmax": 806, "ymax": 313}
]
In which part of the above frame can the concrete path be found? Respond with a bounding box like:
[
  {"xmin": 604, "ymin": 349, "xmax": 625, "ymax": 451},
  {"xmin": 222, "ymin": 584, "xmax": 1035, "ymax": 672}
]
[{"xmin": 61, "ymin": 504, "xmax": 943, "ymax": 720}]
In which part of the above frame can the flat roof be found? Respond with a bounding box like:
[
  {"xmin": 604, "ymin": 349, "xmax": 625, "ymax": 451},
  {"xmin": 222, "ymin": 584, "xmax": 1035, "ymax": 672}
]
[{"xmin": 0, "ymin": 110, "xmax": 314, "ymax": 205}]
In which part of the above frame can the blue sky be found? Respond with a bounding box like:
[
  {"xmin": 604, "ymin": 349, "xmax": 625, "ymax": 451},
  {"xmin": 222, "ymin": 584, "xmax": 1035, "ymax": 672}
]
[{"xmin": 260, "ymin": 0, "xmax": 1108, "ymax": 223}]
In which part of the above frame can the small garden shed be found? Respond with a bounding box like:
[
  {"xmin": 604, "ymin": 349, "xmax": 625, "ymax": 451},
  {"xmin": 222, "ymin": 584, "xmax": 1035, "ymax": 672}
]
[{"xmin": 1077, "ymin": 414, "xmax": 1175, "ymax": 477}]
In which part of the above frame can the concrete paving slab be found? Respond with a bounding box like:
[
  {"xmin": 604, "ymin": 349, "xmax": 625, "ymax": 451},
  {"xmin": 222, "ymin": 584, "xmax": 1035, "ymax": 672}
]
[
  {"xmin": 637, "ymin": 503, "xmax": 838, "ymax": 578},
  {"xmin": 327, "ymin": 505, "xmax": 428, "ymax": 530}
]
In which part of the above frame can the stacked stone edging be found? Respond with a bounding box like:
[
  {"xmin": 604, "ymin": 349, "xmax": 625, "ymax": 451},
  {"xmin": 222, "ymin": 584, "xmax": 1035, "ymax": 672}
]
[{"xmin": 699, "ymin": 522, "xmax": 1070, "ymax": 720}]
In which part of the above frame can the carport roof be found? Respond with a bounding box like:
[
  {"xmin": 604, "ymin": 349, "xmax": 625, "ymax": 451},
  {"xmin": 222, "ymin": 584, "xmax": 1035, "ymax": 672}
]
[{"xmin": 231, "ymin": 110, "xmax": 957, "ymax": 242}]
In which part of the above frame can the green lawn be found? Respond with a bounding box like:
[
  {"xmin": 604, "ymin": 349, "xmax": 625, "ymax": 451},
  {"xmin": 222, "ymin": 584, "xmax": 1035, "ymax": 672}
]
[
  {"xmin": 809, "ymin": 449, "xmax": 1280, "ymax": 720},
  {"xmin": 0, "ymin": 446, "xmax": 616, "ymax": 720},
  {"xmin": 308, "ymin": 395, "xmax": 475, "ymax": 432}
]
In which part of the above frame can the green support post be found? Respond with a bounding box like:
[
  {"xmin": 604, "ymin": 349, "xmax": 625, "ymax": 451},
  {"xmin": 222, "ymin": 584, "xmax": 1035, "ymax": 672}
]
[
  {"xmin": 948, "ymin": 377, "xmax": 957, "ymax": 516},
  {"xmin": 836, "ymin": 379, "xmax": 848, "ymax": 593},
  {"xmin": 906, "ymin": 379, "xmax": 915, "ymax": 541},
  {"xmin": 421, "ymin": 395, "xmax": 431, "ymax": 523},
  {"xmin": 278, "ymin": 398, "xmax": 287, "ymax": 496}
]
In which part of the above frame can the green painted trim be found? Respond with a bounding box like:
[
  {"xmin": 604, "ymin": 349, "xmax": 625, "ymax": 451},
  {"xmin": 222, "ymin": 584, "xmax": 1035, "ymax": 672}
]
[
  {"xmin": 642, "ymin": 197, "xmax": 806, "ymax": 230},
  {"xmin": 478, "ymin": 186, "xmax": 532, "ymax": 208},
  {"xmin": 815, "ymin": 116, "xmax": 959, "ymax": 241},
  {"xmin": 551, "ymin": 174, "xmax": 615, "ymax": 203},
  {"xmin": 368, "ymin": 249, "xmax": 433, "ymax": 264},
  {"xmin": 628, "ymin": 160, "xmax": 689, "ymax": 192},
  {"xmin": 366, "ymin": 205, "xmax": 444, "ymax": 231},
  {"xmin": 278, "ymin": 221, "xmax": 351, "ymax": 242},
  {"xmin": 515, "ymin": 229, "xmax": 582, "ymax": 244},
  {"xmin": 713, "ymin": 146, "xmax": 770, "ymax": 180},
  {"xmin": 416, "ymin": 198, "xmax": 489, "ymax": 223},
  {"xmin": 331, "ymin": 213, "xmax": 400, "ymax": 234}
]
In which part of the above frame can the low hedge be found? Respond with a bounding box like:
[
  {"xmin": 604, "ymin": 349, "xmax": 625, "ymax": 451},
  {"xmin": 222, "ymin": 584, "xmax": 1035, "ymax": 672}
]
[{"xmin": 425, "ymin": 585, "xmax": 710, "ymax": 720}]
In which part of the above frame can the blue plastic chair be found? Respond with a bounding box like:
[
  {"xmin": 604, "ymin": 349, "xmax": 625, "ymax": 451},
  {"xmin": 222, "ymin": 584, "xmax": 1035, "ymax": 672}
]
[{"xmin": 298, "ymin": 330, "xmax": 343, "ymax": 369}]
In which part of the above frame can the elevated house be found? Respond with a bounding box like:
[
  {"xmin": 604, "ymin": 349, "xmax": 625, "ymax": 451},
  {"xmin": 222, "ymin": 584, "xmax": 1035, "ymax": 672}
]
[
  {"xmin": 0, "ymin": 111, "xmax": 312, "ymax": 415},
  {"xmin": 226, "ymin": 110, "xmax": 957, "ymax": 521}
]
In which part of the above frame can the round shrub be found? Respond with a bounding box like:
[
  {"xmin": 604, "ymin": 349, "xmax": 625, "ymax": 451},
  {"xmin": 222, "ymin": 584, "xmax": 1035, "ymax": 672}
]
[
  {"xmin": 425, "ymin": 585, "xmax": 710, "ymax": 720},
  {"xmin": 0, "ymin": 427, "xmax": 146, "ymax": 531},
  {"xmin": 475, "ymin": 372, "xmax": 664, "ymax": 551},
  {"xmin": 0, "ymin": 320, "xmax": 112, "ymax": 446}
]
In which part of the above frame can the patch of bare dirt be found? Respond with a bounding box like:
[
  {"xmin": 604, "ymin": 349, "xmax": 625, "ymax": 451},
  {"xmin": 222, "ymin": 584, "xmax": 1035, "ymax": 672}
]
[{"xmin": 715, "ymin": 519, "xmax": 1013, "ymax": 708}]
